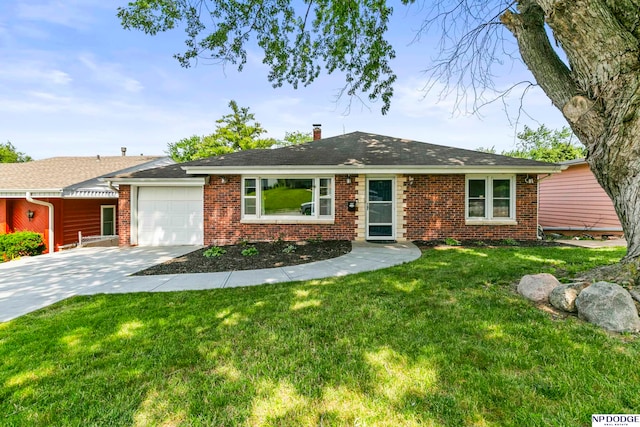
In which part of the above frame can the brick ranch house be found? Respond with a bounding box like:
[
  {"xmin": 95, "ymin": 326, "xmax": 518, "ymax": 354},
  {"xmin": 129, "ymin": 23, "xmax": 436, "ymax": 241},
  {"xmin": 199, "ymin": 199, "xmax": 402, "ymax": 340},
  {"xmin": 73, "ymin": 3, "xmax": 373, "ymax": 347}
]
[
  {"xmin": 0, "ymin": 154, "xmax": 172, "ymax": 252},
  {"xmin": 106, "ymin": 131, "xmax": 562, "ymax": 247}
]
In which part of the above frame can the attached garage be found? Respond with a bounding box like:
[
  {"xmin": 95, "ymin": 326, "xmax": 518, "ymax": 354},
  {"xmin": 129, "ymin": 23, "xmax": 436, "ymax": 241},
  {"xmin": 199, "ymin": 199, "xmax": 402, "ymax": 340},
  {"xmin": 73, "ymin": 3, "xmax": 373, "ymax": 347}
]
[{"xmin": 135, "ymin": 186, "xmax": 204, "ymax": 246}]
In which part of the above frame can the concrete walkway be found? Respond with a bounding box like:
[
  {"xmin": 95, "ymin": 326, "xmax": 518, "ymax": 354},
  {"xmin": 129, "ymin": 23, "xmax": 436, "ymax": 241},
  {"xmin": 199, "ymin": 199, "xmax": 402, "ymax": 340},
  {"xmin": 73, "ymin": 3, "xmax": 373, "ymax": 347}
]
[
  {"xmin": 0, "ymin": 241, "xmax": 421, "ymax": 323},
  {"xmin": 557, "ymin": 238, "xmax": 627, "ymax": 248}
]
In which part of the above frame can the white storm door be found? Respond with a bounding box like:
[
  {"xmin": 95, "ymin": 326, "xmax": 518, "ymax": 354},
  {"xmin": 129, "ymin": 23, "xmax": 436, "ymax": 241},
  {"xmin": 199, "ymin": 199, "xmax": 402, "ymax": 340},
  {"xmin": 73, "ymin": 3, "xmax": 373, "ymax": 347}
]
[{"xmin": 366, "ymin": 178, "xmax": 395, "ymax": 240}]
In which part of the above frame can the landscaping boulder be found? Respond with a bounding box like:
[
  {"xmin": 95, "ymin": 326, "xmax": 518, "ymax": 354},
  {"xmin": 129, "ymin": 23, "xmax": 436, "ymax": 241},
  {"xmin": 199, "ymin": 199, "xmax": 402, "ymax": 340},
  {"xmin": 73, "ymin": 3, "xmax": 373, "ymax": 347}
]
[
  {"xmin": 549, "ymin": 282, "xmax": 590, "ymax": 313},
  {"xmin": 575, "ymin": 282, "xmax": 640, "ymax": 333},
  {"xmin": 517, "ymin": 273, "xmax": 560, "ymax": 303}
]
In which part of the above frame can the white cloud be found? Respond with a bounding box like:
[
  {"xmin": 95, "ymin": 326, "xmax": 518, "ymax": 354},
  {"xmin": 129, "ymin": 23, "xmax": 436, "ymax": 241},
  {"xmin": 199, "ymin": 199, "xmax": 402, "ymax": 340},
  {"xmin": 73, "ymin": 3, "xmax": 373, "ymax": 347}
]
[
  {"xmin": 78, "ymin": 54, "xmax": 144, "ymax": 93},
  {"xmin": 0, "ymin": 61, "xmax": 72, "ymax": 87},
  {"xmin": 15, "ymin": 0, "xmax": 109, "ymax": 30}
]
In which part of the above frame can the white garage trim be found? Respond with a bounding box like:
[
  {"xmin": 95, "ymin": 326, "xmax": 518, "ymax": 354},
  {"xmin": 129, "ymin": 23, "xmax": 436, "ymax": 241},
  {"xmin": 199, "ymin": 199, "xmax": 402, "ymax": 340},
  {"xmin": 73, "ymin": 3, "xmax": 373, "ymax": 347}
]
[{"xmin": 133, "ymin": 186, "xmax": 204, "ymax": 246}]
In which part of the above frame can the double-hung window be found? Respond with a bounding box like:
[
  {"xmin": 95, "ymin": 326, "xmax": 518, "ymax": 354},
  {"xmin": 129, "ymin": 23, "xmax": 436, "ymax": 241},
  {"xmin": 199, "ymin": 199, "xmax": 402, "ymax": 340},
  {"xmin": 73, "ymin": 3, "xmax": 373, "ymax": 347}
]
[
  {"xmin": 466, "ymin": 175, "xmax": 515, "ymax": 222},
  {"xmin": 242, "ymin": 176, "xmax": 334, "ymax": 220}
]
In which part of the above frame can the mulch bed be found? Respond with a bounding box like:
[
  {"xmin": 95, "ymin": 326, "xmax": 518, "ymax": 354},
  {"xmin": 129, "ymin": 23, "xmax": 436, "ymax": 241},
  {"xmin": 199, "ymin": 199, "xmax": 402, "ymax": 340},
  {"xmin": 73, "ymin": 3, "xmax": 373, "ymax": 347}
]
[{"xmin": 133, "ymin": 240, "xmax": 352, "ymax": 275}]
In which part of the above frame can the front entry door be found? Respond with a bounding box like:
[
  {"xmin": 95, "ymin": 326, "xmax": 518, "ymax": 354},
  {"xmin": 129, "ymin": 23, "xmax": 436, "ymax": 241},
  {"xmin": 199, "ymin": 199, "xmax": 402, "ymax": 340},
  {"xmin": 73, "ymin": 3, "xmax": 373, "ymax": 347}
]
[{"xmin": 366, "ymin": 178, "xmax": 395, "ymax": 240}]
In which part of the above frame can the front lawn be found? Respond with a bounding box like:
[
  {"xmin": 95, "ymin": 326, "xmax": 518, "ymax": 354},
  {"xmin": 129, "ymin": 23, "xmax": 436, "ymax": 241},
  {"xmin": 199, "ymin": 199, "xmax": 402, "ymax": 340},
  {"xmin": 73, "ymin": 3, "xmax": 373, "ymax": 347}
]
[{"xmin": 0, "ymin": 245, "xmax": 636, "ymax": 426}]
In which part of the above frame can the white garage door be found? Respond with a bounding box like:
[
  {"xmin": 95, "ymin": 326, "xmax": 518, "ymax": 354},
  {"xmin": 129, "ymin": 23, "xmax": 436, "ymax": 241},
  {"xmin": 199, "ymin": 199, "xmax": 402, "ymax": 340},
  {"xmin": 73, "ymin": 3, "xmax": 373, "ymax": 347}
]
[{"xmin": 137, "ymin": 187, "xmax": 203, "ymax": 246}]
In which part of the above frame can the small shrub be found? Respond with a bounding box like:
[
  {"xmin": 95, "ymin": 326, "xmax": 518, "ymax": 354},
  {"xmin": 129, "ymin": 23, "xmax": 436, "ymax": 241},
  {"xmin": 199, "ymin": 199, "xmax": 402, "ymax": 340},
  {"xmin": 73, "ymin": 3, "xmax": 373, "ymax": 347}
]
[
  {"xmin": 306, "ymin": 235, "xmax": 323, "ymax": 244},
  {"xmin": 0, "ymin": 231, "xmax": 46, "ymax": 261},
  {"xmin": 473, "ymin": 240, "xmax": 487, "ymax": 247},
  {"xmin": 282, "ymin": 244, "xmax": 296, "ymax": 254},
  {"xmin": 501, "ymin": 238, "xmax": 519, "ymax": 246},
  {"xmin": 241, "ymin": 246, "xmax": 259, "ymax": 257},
  {"xmin": 203, "ymin": 246, "xmax": 226, "ymax": 258},
  {"xmin": 444, "ymin": 237, "xmax": 461, "ymax": 246}
]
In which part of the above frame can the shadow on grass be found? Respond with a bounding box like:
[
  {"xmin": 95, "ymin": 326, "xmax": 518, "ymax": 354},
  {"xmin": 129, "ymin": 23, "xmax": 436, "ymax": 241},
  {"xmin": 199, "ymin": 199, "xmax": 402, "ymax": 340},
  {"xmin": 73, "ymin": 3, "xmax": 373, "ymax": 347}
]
[{"xmin": 0, "ymin": 246, "xmax": 637, "ymax": 426}]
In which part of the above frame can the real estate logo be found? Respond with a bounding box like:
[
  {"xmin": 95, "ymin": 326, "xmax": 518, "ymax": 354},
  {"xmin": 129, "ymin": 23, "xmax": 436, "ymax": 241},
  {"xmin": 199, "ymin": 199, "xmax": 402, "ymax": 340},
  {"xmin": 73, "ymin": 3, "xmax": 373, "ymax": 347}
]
[{"xmin": 592, "ymin": 414, "xmax": 640, "ymax": 427}]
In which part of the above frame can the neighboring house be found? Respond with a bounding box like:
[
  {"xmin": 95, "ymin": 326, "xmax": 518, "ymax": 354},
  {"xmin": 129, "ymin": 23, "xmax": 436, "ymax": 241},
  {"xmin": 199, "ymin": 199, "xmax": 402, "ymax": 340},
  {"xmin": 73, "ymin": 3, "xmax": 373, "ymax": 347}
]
[
  {"xmin": 538, "ymin": 158, "xmax": 622, "ymax": 236},
  {"xmin": 107, "ymin": 131, "xmax": 562, "ymax": 247},
  {"xmin": 0, "ymin": 153, "xmax": 173, "ymax": 253}
]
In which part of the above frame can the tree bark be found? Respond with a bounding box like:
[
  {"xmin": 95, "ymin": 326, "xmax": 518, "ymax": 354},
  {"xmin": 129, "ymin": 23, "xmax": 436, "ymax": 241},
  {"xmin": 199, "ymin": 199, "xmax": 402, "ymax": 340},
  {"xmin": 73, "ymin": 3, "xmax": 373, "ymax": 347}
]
[{"xmin": 503, "ymin": 0, "xmax": 640, "ymax": 263}]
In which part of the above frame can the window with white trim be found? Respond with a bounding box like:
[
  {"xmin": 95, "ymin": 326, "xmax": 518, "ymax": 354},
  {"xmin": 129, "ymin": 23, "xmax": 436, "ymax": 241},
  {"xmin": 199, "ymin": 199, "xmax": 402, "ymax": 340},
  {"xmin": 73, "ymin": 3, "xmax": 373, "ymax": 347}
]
[
  {"xmin": 466, "ymin": 175, "xmax": 515, "ymax": 220},
  {"xmin": 242, "ymin": 176, "xmax": 334, "ymax": 219}
]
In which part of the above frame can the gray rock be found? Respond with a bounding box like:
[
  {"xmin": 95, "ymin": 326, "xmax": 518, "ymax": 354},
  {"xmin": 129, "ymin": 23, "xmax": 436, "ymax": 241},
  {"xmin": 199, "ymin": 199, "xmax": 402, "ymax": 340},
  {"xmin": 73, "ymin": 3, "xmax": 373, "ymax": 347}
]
[
  {"xmin": 629, "ymin": 289, "xmax": 640, "ymax": 304},
  {"xmin": 549, "ymin": 282, "xmax": 590, "ymax": 313},
  {"xmin": 575, "ymin": 282, "xmax": 640, "ymax": 333},
  {"xmin": 517, "ymin": 273, "xmax": 561, "ymax": 303}
]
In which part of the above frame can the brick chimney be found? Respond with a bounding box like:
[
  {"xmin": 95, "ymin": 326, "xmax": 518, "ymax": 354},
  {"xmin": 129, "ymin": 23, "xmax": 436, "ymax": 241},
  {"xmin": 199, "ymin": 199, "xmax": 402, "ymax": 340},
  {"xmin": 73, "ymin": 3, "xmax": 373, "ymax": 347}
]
[{"xmin": 313, "ymin": 124, "xmax": 322, "ymax": 141}]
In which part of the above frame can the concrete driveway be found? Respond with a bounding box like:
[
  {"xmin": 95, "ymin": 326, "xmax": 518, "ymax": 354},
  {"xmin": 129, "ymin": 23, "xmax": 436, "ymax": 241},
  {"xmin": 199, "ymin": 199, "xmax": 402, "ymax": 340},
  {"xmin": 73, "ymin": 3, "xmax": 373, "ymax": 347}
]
[{"xmin": 0, "ymin": 246, "xmax": 198, "ymax": 323}]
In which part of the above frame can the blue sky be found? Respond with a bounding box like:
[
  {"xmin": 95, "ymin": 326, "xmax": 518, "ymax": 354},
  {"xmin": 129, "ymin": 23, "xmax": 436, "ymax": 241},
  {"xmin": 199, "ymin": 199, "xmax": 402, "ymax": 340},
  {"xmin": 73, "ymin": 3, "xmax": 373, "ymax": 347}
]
[{"xmin": 0, "ymin": 1, "xmax": 569, "ymax": 160}]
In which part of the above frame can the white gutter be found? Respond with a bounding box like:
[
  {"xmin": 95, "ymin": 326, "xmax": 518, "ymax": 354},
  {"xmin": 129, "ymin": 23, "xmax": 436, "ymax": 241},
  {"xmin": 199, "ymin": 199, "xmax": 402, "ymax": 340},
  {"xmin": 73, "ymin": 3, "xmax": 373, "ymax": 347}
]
[
  {"xmin": 25, "ymin": 192, "xmax": 55, "ymax": 254},
  {"xmin": 181, "ymin": 165, "xmax": 565, "ymax": 175}
]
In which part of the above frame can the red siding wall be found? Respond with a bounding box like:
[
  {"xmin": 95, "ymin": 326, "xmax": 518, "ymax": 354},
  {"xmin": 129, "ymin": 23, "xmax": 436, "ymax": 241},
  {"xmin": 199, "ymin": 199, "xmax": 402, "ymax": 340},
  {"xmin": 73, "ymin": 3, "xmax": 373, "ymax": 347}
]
[
  {"xmin": 1, "ymin": 198, "xmax": 58, "ymax": 252},
  {"xmin": 539, "ymin": 163, "xmax": 622, "ymax": 231},
  {"xmin": 203, "ymin": 175, "xmax": 358, "ymax": 245},
  {"xmin": 0, "ymin": 199, "xmax": 8, "ymax": 234},
  {"xmin": 61, "ymin": 199, "xmax": 115, "ymax": 245},
  {"xmin": 0, "ymin": 197, "xmax": 117, "ymax": 252},
  {"xmin": 404, "ymin": 174, "xmax": 538, "ymax": 241}
]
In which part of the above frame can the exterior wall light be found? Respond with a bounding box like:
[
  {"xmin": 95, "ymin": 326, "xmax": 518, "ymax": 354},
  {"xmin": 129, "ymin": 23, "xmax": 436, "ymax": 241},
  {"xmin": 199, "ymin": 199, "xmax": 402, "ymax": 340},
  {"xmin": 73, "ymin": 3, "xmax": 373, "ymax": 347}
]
[{"xmin": 27, "ymin": 210, "xmax": 35, "ymax": 221}]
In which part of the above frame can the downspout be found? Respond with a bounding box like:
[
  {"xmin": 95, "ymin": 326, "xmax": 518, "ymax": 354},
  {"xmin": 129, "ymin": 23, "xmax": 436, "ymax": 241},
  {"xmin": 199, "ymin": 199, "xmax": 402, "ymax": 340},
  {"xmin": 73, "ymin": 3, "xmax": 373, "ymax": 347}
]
[
  {"xmin": 26, "ymin": 192, "xmax": 55, "ymax": 253},
  {"xmin": 106, "ymin": 180, "xmax": 119, "ymax": 194}
]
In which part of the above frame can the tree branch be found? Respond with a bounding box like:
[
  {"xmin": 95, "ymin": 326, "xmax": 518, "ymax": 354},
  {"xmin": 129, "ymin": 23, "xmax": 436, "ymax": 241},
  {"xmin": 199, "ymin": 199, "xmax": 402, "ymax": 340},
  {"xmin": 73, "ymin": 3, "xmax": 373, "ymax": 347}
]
[{"xmin": 500, "ymin": 1, "xmax": 576, "ymax": 110}]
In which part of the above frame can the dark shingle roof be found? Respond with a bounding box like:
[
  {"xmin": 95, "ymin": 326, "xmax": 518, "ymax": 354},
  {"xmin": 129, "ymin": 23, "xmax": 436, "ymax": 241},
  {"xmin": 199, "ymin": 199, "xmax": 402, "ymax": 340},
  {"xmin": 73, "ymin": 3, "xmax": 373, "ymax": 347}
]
[
  {"xmin": 112, "ymin": 132, "xmax": 557, "ymax": 179},
  {"xmin": 184, "ymin": 131, "xmax": 552, "ymax": 168},
  {"xmin": 107, "ymin": 163, "xmax": 197, "ymax": 179}
]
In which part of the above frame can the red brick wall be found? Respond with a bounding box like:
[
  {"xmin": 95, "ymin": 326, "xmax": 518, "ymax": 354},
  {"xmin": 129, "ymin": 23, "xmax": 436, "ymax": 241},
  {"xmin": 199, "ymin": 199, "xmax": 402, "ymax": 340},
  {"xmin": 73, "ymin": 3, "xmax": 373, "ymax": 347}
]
[
  {"xmin": 204, "ymin": 175, "xmax": 357, "ymax": 245},
  {"xmin": 118, "ymin": 185, "xmax": 131, "ymax": 246},
  {"xmin": 117, "ymin": 174, "xmax": 539, "ymax": 247},
  {"xmin": 404, "ymin": 174, "xmax": 538, "ymax": 241}
]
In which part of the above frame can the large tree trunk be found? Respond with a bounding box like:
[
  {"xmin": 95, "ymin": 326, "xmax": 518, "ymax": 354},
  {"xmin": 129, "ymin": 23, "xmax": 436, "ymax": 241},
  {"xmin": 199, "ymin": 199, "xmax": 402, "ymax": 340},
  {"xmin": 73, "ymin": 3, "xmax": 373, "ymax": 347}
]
[{"xmin": 502, "ymin": 0, "xmax": 640, "ymax": 263}]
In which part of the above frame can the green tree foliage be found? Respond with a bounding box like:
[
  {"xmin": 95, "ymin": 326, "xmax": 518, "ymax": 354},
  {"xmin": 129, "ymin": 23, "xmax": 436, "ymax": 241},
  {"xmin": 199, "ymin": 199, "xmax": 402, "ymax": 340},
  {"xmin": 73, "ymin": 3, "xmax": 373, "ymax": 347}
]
[
  {"xmin": 0, "ymin": 141, "xmax": 32, "ymax": 163},
  {"xmin": 274, "ymin": 131, "xmax": 313, "ymax": 148},
  {"xmin": 503, "ymin": 125, "xmax": 585, "ymax": 163},
  {"xmin": 117, "ymin": 1, "xmax": 397, "ymax": 113},
  {"xmin": 167, "ymin": 100, "xmax": 277, "ymax": 162},
  {"xmin": 477, "ymin": 125, "xmax": 584, "ymax": 163}
]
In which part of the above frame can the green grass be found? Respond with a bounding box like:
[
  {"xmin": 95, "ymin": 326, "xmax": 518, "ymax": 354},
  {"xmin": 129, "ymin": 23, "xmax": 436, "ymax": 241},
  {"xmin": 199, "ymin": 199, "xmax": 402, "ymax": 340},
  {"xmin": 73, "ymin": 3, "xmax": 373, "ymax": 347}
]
[{"xmin": 1, "ymin": 246, "xmax": 637, "ymax": 426}]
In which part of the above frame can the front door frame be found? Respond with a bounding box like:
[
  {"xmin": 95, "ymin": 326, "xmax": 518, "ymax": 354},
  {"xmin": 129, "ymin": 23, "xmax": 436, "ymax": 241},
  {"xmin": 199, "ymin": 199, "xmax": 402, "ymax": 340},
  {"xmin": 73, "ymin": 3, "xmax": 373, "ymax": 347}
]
[{"xmin": 365, "ymin": 176, "xmax": 396, "ymax": 241}]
